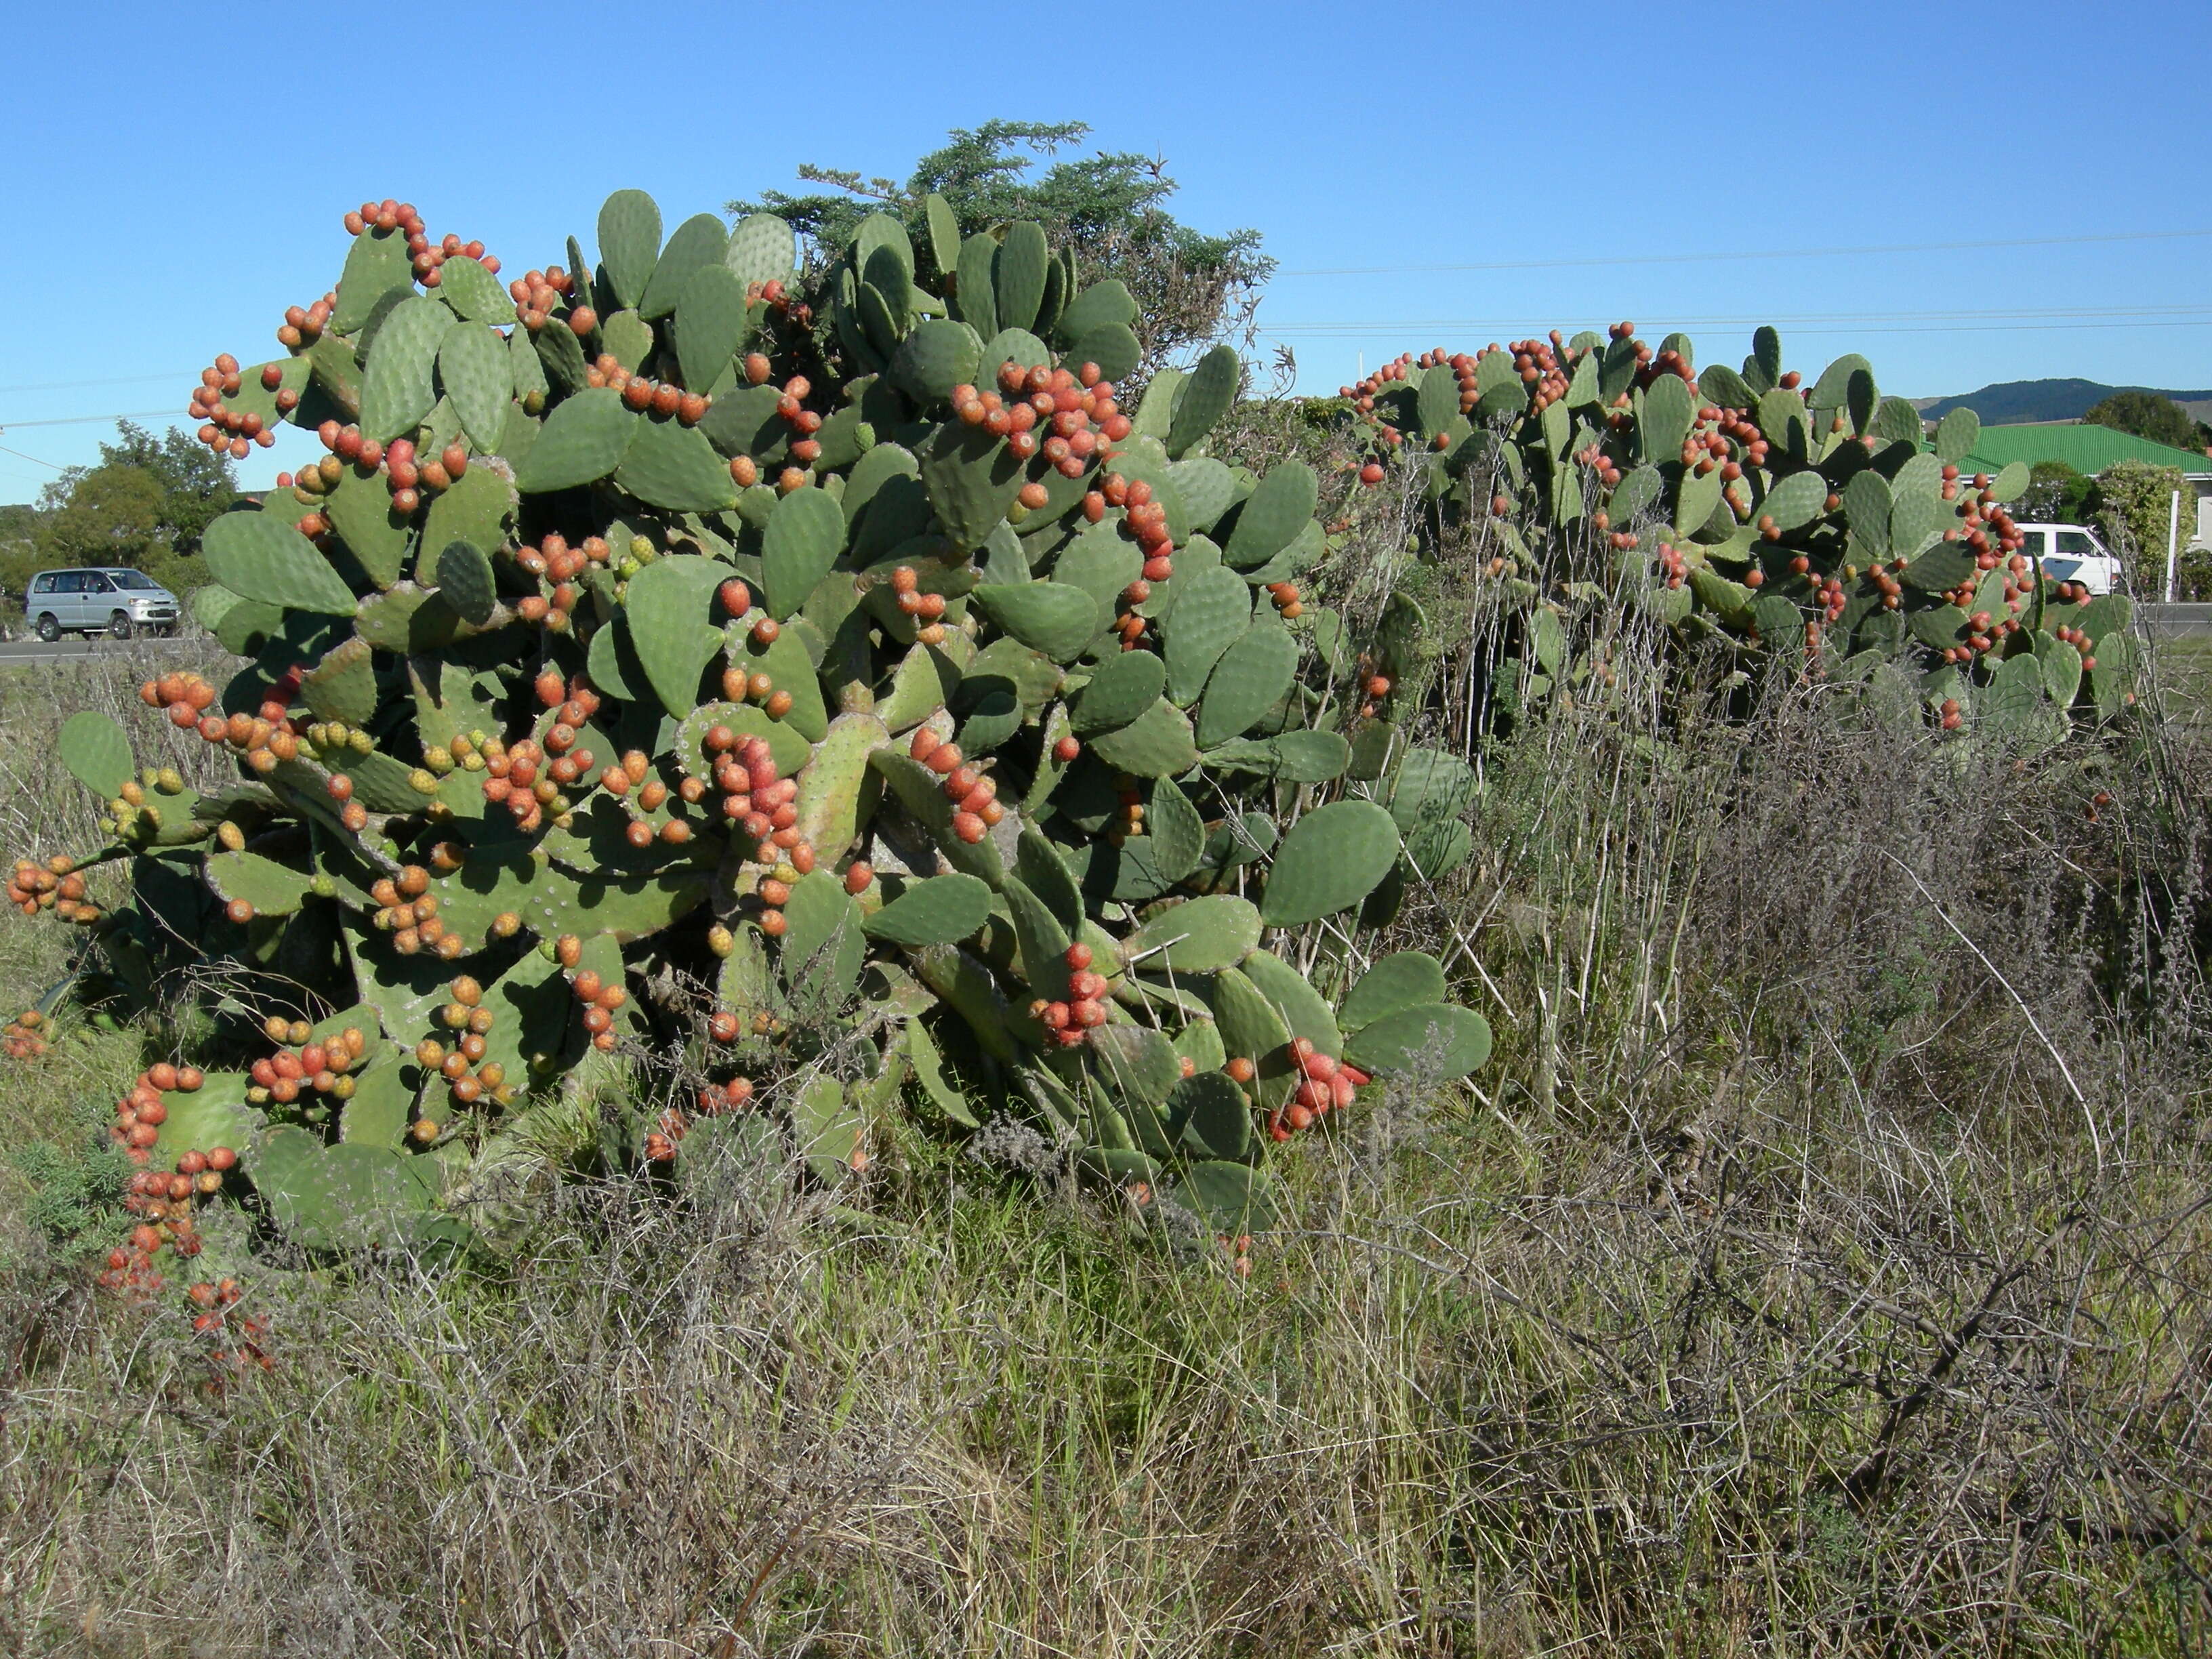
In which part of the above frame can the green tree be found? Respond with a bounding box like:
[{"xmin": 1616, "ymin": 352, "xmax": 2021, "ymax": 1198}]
[
  {"xmin": 730, "ymin": 121, "xmax": 1275, "ymax": 376},
  {"xmin": 2081, "ymin": 390, "xmax": 2202, "ymax": 451},
  {"xmin": 2018, "ymin": 460, "xmax": 2093, "ymax": 525},
  {"xmin": 12, "ymin": 422, "xmax": 237, "ymax": 607},
  {"xmin": 2087, "ymin": 459, "xmax": 2188, "ymax": 588},
  {"xmin": 40, "ymin": 421, "xmax": 237, "ymax": 554}
]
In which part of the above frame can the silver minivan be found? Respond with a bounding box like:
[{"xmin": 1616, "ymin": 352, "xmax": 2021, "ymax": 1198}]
[{"xmin": 24, "ymin": 568, "xmax": 180, "ymax": 640}]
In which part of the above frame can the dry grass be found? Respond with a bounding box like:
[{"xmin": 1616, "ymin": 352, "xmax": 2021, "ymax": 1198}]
[{"xmin": 1, "ymin": 604, "xmax": 2209, "ymax": 1655}]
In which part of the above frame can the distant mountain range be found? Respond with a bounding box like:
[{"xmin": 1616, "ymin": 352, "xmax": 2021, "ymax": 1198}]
[{"xmin": 1914, "ymin": 379, "xmax": 2212, "ymax": 428}]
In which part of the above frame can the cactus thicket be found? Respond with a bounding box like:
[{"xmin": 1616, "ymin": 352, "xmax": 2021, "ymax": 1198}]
[
  {"xmin": 1338, "ymin": 325, "xmax": 2141, "ymax": 743},
  {"xmin": 22, "ymin": 189, "xmax": 1491, "ymax": 1267}
]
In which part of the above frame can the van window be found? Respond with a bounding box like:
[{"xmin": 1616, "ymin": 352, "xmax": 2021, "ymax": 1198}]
[
  {"xmin": 81, "ymin": 573, "xmax": 114, "ymax": 593},
  {"xmin": 2057, "ymin": 531, "xmax": 2100, "ymax": 559},
  {"xmin": 30, "ymin": 573, "xmax": 54, "ymax": 594},
  {"xmin": 2018, "ymin": 529, "xmax": 2047, "ymax": 560},
  {"xmin": 107, "ymin": 570, "xmax": 160, "ymax": 590}
]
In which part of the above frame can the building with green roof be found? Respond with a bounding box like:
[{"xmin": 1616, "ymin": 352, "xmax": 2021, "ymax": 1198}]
[
  {"xmin": 1957, "ymin": 422, "xmax": 2211, "ymax": 564},
  {"xmin": 1956, "ymin": 423, "xmax": 2212, "ymax": 481}
]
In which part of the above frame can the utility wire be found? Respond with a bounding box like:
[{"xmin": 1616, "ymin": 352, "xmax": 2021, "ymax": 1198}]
[
  {"xmin": 1275, "ymin": 226, "xmax": 2212, "ymax": 278},
  {"xmin": 0, "ymin": 442, "xmax": 67, "ymax": 472},
  {"xmin": 0, "ymin": 409, "xmax": 188, "ymax": 430}
]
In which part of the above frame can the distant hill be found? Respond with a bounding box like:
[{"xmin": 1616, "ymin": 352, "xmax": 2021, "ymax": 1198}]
[{"xmin": 1915, "ymin": 378, "xmax": 2212, "ymax": 426}]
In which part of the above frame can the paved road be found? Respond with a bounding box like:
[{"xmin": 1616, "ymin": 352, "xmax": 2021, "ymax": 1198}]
[
  {"xmin": 0, "ymin": 637, "xmax": 167, "ymax": 668},
  {"xmin": 2140, "ymin": 602, "xmax": 2212, "ymax": 637}
]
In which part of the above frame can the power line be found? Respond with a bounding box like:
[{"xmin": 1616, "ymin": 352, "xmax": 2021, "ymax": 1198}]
[
  {"xmin": 1275, "ymin": 226, "xmax": 2212, "ymax": 279},
  {"xmin": 0, "ymin": 442, "xmax": 66, "ymax": 472},
  {"xmin": 0, "ymin": 370, "xmax": 199, "ymax": 396},
  {"xmin": 0, "ymin": 409, "xmax": 186, "ymax": 430}
]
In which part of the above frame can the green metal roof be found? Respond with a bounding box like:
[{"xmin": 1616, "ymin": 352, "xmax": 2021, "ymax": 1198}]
[{"xmin": 1958, "ymin": 422, "xmax": 2212, "ymax": 478}]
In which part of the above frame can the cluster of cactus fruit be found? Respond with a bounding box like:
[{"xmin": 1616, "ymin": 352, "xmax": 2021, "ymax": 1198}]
[
  {"xmin": 1340, "ymin": 323, "xmax": 2139, "ymax": 738},
  {"xmin": 24, "ymin": 187, "xmax": 1493, "ymax": 1263}
]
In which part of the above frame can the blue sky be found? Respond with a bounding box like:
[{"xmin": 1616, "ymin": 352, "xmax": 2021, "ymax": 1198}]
[{"xmin": 4, "ymin": 0, "xmax": 2207, "ymax": 502}]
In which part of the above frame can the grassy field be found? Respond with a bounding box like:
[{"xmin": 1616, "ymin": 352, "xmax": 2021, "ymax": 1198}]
[{"xmin": 2, "ymin": 625, "xmax": 2209, "ymax": 1656}]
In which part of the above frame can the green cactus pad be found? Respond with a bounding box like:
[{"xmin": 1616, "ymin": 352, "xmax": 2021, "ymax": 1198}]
[
  {"xmin": 1205, "ymin": 966, "xmax": 1294, "ymax": 1109},
  {"xmin": 1177, "ymin": 1161, "xmax": 1280, "ymax": 1232},
  {"xmin": 1164, "ymin": 1071, "xmax": 1249, "ymax": 1163},
  {"xmin": 954, "ymin": 232, "xmax": 999, "ymax": 338},
  {"xmin": 1259, "ymin": 800, "xmax": 1399, "ymax": 928},
  {"xmin": 1086, "ymin": 697, "xmax": 1199, "ymax": 778},
  {"xmin": 599, "ymin": 312, "xmax": 653, "ymax": 373},
  {"xmin": 1932, "ymin": 407, "xmax": 1980, "ymax": 465},
  {"xmin": 760, "ymin": 486, "xmax": 847, "ymax": 619},
  {"xmin": 1843, "ymin": 470, "xmax": 1893, "ymax": 556},
  {"xmin": 1012, "ymin": 827, "xmax": 1083, "ymax": 935},
  {"xmin": 321, "ymin": 469, "xmax": 412, "ymax": 590},
  {"xmin": 60, "ymin": 710, "xmax": 134, "ymax": 799},
  {"xmin": 862, "ymin": 869, "xmax": 994, "ymax": 949},
  {"xmin": 151, "ymin": 1071, "xmax": 262, "ymax": 1164},
  {"xmin": 1147, "ymin": 779, "xmax": 1206, "ymax": 881},
  {"xmin": 437, "ymin": 323, "xmax": 512, "ymax": 451},
  {"xmin": 724, "ymin": 213, "xmax": 796, "ymax": 289},
  {"xmin": 1339, "ymin": 951, "xmax": 1448, "ymax": 1031},
  {"xmin": 430, "ymin": 252, "xmax": 512, "ymax": 325},
  {"xmin": 920, "ymin": 422, "xmax": 1027, "ymax": 552},
  {"xmin": 623, "ymin": 555, "xmax": 729, "ymax": 716},
  {"xmin": 970, "ymin": 581, "xmax": 1099, "ymax": 662},
  {"xmin": 333, "ymin": 227, "xmax": 414, "ymax": 333},
  {"xmin": 911, "ymin": 943, "xmax": 1021, "ymax": 1063},
  {"xmin": 613, "ymin": 417, "xmax": 737, "ymax": 512},
  {"xmin": 433, "ymin": 539, "xmax": 497, "ymax": 626},
  {"xmin": 1761, "ymin": 470, "xmax": 1828, "ymax": 532},
  {"xmin": 1054, "ymin": 277, "xmax": 1136, "ymax": 347},
  {"xmin": 904, "ymin": 1017, "xmax": 979, "ymax": 1127},
  {"xmin": 794, "ymin": 712, "xmax": 887, "ymax": 859},
  {"xmin": 671, "ymin": 264, "xmax": 750, "ymax": 392},
  {"xmin": 335, "ymin": 1048, "xmax": 416, "ymax": 1149},
  {"xmin": 205, "ymin": 850, "xmax": 314, "ymax": 918},
  {"xmin": 1164, "ymin": 567, "xmax": 1252, "ymax": 703},
  {"xmin": 871, "ymin": 752, "xmax": 1003, "ymax": 885},
  {"xmin": 1200, "ymin": 731, "xmax": 1350, "ymax": 784},
  {"xmin": 422, "ymin": 464, "xmax": 514, "ymax": 572},
  {"xmin": 1223, "ymin": 462, "xmax": 1317, "ymax": 571},
  {"xmin": 1242, "ymin": 947, "xmax": 1341, "ymax": 1057},
  {"xmin": 1166, "ymin": 344, "xmax": 1239, "ymax": 459},
  {"xmin": 1343, "ymin": 1002, "xmax": 1492, "ymax": 1080},
  {"xmin": 1124, "ymin": 895, "xmax": 1261, "ymax": 974},
  {"xmin": 1088, "ymin": 1023, "xmax": 1183, "ymax": 1113},
  {"xmin": 204, "ymin": 510, "xmax": 359, "ymax": 615},
  {"xmin": 1063, "ymin": 323, "xmax": 1140, "ymax": 386},
  {"xmin": 996, "ymin": 873, "xmax": 1072, "ymax": 999},
  {"xmin": 299, "ymin": 634, "xmax": 375, "ymax": 725},
  {"xmin": 596, "ymin": 188, "xmax": 662, "ymax": 311},
  {"xmin": 359, "ymin": 295, "xmax": 453, "ymax": 444},
  {"xmin": 993, "ymin": 221, "xmax": 1050, "ymax": 334},
  {"xmin": 1072, "ymin": 650, "xmax": 1166, "ymax": 734},
  {"xmin": 979, "ymin": 328, "xmax": 1051, "ymax": 377},
  {"xmin": 1196, "ymin": 622, "xmax": 1297, "ymax": 749},
  {"xmin": 890, "ymin": 319, "xmax": 983, "ymax": 405},
  {"xmin": 733, "ymin": 623, "xmax": 829, "ymax": 741},
  {"xmin": 514, "ymin": 388, "xmax": 638, "ymax": 493},
  {"xmin": 639, "ymin": 212, "xmax": 729, "ymax": 319},
  {"xmin": 780, "ymin": 870, "xmax": 865, "ymax": 1009}
]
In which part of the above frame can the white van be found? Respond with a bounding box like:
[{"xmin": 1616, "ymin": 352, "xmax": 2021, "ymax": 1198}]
[
  {"xmin": 2013, "ymin": 524, "xmax": 2125, "ymax": 595},
  {"xmin": 24, "ymin": 568, "xmax": 181, "ymax": 640}
]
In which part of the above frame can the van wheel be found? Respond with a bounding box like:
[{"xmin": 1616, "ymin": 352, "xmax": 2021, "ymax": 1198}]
[
  {"xmin": 35, "ymin": 613, "xmax": 60, "ymax": 643},
  {"xmin": 108, "ymin": 611, "xmax": 134, "ymax": 641}
]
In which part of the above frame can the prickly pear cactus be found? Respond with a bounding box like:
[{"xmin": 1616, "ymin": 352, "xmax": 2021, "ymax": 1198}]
[
  {"xmin": 29, "ymin": 190, "xmax": 1493, "ymax": 1258},
  {"xmin": 1339, "ymin": 326, "xmax": 2140, "ymax": 743}
]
